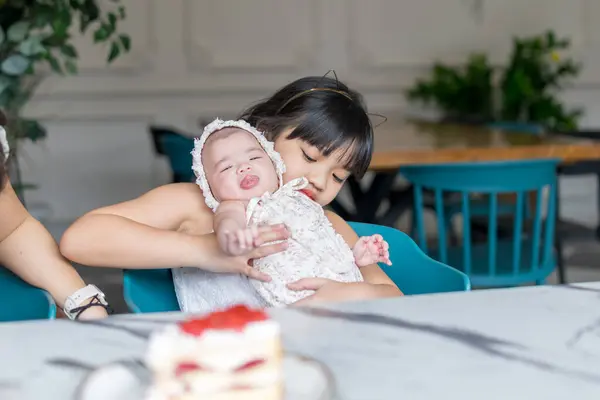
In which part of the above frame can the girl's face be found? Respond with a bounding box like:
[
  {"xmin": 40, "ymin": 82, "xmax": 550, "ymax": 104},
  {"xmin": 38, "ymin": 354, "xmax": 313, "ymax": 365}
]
[{"xmin": 273, "ymin": 127, "xmax": 353, "ymax": 206}]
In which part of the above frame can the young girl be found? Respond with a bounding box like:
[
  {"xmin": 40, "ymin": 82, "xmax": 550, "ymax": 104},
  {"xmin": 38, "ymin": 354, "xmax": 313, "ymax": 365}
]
[
  {"xmin": 60, "ymin": 76, "xmax": 402, "ymax": 311},
  {"xmin": 180, "ymin": 117, "xmax": 391, "ymax": 310}
]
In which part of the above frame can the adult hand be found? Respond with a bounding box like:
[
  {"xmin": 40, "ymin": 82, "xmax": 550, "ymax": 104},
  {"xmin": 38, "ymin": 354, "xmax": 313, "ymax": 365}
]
[{"xmin": 198, "ymin": 223, "xmax": 290, "ymax": 282}]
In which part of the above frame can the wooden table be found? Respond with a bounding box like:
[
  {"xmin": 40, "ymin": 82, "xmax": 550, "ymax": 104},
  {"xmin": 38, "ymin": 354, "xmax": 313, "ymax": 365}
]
[
  {"xmin": 332, "ymin": 119, "xmax": 600, "ymax": 224},
  {"xmin": 370, "ymin": 118, "xmax": 600, "ymax": 170}
]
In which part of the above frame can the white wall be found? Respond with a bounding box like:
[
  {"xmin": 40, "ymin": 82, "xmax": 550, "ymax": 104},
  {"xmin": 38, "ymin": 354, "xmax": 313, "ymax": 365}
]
[{"xmin": 18, "ymin": 0, "xmax": 600, "ymax": 225}]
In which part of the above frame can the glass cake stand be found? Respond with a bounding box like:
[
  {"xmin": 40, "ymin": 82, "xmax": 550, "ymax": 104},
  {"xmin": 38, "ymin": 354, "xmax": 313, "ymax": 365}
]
[{"xmin": 75, "ymin": 353, "xmax": 337, "ymax": 400}]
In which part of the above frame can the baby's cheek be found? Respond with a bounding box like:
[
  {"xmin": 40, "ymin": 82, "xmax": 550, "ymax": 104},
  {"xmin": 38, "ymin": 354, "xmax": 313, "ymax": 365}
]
[{"xmin": 213, "ymin": 179, "xmax": 240, "ymax": 201}]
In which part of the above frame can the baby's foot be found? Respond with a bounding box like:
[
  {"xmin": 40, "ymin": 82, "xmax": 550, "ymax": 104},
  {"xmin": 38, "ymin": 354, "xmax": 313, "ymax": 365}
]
[
  {"xmin": 218, "ymin": 226, "xmax": 260, "ymax": 256},
  {"xmin": 353, "ymin": 234, "xmax": 392, "ymax": 267}
]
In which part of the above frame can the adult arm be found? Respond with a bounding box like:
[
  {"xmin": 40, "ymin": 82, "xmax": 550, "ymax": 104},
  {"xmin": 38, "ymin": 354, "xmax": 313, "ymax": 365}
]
[{"xmin": 0, "ymin": 180, "xmax": 106, "ymax": 318}]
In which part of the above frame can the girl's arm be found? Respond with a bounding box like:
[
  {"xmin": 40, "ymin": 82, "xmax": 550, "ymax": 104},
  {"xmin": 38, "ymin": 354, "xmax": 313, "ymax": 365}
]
[
  {"xmin": 326, "ymin": 211, "xmax": 403, "ymax": 296},
  {"xmin": 60, "ymin": 183, "xmax": 289, "ymax": 278},
  {"xmin": 60, "ymin": 183, "xmax": 214, "ymax": 269},
  {"xmin": 288, "ymin": 211, "xmax": 402, "ymax": 304},
  {"xmin": 0, "ymin": 181, "xmax": 106, "ymax": 318}
]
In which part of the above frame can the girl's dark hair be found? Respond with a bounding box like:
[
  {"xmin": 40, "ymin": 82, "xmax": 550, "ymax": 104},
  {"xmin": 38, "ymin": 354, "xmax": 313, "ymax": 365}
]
[
  {"xmin": 238, "ymin": 76, "xmax": 373, "ymax": 178},
  {"xmin": 0, "ymin": 110, "xmax": 7, "ymax": 190}
]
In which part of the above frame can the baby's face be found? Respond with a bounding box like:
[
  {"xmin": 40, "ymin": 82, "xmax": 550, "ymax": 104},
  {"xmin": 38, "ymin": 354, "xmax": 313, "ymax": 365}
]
[{"xmin": 203, "ymin": 128, "xmax": 279, "ymax": 203}]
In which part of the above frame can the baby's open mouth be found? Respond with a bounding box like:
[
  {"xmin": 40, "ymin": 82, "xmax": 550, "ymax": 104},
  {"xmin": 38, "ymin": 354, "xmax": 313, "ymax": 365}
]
[{"xmin": 240, "ymin": 174, "xmax": 260, "ymax": 190}]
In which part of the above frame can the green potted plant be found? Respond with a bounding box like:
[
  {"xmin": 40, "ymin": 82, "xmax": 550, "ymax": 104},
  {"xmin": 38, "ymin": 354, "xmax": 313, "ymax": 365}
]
[
  {"xmin": 406, "ymin": 30, "xmax": 583, "ymax": 132},
  {"xmin": 500, "ymin": 31, "xmax": 582, "ymax": 131},
  {"xmin": 0, "ymin": 0, "xmax": 131, "ymax": 204},
  {"xmin": 406, "ymin": 53, "xmax": 494, "ymax": 124}
]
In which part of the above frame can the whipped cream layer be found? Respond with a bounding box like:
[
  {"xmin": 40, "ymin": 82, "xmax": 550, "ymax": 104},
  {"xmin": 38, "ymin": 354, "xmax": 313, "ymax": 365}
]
[{"xmin": 146, "ymin": 319, "xmax": 280, "ymax": 373}]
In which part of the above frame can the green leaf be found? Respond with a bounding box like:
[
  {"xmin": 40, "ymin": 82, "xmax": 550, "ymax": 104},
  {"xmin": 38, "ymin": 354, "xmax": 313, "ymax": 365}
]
[
  {"xmin": 107, "ymin": 41, "xmax": 120, "ymax": 63},
  {"xmin": 1, "ymin": 55, "xmax": 30, "ymax": 76},
  {"xmin": 46, "ymin": 55, "xmax": 63, "ymax": 74},
  {"xmin": 119, "ymin": 34, "xmax": 130, "ymax": 52},
  {"xmin": 118, "ymin": 5, "xmax": 126, "ymax": 19},
  {"xmin": 93, "ymin": 25, "xmax": 110, "ymax": 43},
  {"xmin": 0, "ymin": 76, "xmax": 13, "ymax": 95},
  {"xmin": 32, "ymin": 5, "xmax": 55, "ymax": 28},
  {"xmin": 0, "ymin": 26, "xmax": 4, "ymax": 45},
  {"xmin": 7, "ymin": 22, "xmax": 30, "ymax": 42},
  {"xmin": 52, "ymin": 8, "xmax": 71, "ymax": 38},
  {"xmin": 60, "ymin": 43, "xmax": 78, "ymax": 58},
  {"xmin": 108, "ymin": 12, "xmax": 117, "ymax": 29},
  {"xmin": 21, "ymin": 119, "xmax": 47, "ymax": 142},
  {"xmin": 65, "ymin": 59, "xmax": 78, "ymax": 74},
  {"xmin": 19, "ymin": 36, "xmax": 46, "ymax": 56}
]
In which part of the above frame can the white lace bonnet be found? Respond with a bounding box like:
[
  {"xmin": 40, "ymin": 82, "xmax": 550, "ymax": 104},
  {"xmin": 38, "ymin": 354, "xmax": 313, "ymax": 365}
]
[{"xmin": 191, "ymin": 118, "xmax": 286, "ymax": 212}]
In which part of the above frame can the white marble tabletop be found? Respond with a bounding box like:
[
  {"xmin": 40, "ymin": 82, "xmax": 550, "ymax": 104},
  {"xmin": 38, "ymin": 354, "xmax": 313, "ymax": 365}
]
[{"xmin": 2, "ymin": 282, "xmax": 600, "ymax": 400}]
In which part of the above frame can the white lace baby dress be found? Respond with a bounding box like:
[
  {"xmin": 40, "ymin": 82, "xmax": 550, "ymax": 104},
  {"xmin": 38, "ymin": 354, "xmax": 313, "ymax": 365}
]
[
  {"xmin": 172, "ymin": 119, "xmax": 283, "ymax": 313},
  {"xmin": 247, "ymin": 177, "xmax": 363, "ymax": 307}
]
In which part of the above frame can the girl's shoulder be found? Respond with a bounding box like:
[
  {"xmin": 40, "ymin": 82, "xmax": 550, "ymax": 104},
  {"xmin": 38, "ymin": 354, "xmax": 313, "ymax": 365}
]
[
  {"xmin": 167, "ymin": 183, "xmax": 215, "ymax": 233},
  {"xmin": 92, "ymin": 182, "xmax": 214, "ymax": 233},
  {"xmin": 158, "ymin": 182, "xmax": 213, "ymax": 217}
]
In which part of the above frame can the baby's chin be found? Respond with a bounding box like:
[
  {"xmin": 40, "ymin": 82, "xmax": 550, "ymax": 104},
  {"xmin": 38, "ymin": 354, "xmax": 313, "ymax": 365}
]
[
  {"xmin": 240, "ymin": 183, "xmax": 276, "ymax": 197},
  {"xmin": 218, "ymin": 184, "xmax": 275, "ymax": 203}
]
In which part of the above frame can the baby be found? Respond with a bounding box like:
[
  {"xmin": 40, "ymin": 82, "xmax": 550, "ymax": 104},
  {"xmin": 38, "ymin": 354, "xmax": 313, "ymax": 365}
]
[{"xmin": 192, "ymin": 118, "xmax": 391, "ymax": 307}]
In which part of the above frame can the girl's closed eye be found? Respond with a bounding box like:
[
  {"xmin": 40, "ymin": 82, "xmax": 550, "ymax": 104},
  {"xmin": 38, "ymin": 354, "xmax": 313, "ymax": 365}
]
[
  {"xmin": 301, "ymin": 149, "xmax": 316, "ymax": 163},
  {"xmin": 220, "ymin": 165, "xmax": 233, "ymax": 173},
  {"xmin": 332, "ymin": 174, "xmax": 346, "ymax": 184},
  {"xmin": 250, "ymin": 156, "xmax": 261, "ymax": 161}
]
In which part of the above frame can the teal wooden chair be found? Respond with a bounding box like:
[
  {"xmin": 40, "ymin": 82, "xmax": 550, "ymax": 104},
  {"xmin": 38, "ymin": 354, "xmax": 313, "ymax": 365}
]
[
  {"xmin": 149, "ymin": 126, "xmax": 195, "ymax": 183},
  {"xmin": 412, "ymin": 121, "xmax": 545, "ymax": 241},
  {"xmin": 0, "ymin": 267, "xmax": 57, "ymax": 322},
  {"xmin": 123, "ymin": 223, "xmax": 470, "ymax": 314},
  {"xmin": 402, "ymin": 159, "xmax": 560, "ymax": 287}
]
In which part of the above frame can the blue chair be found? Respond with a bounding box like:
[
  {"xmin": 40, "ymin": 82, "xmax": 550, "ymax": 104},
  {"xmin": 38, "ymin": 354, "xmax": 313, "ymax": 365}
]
[
  {"xmin": 123, "ymin": 268, "xmax": 179, "ymax": 313},
  {"xmin": 123, "ymin": 223, "xmax": 471, "ymax": 313},
  {"xmin": 149, "ymin": 126, "xmax": 195, "ymax": 183},
  {"xmin": 402, "ymin": 159, "xmax": 560, "ymax": 287},
  {"xmin": 0, "ymin": 267, "xmax": 56, "ymax": 322},
  {"xmin": 412, "ymin": 121, "xmax": 545, "ymax": 241}
]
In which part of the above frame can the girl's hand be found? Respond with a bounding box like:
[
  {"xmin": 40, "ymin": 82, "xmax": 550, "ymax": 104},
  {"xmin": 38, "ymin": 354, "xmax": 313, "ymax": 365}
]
[
  {"xmin": 287, "ymin": 278, "xmax": 355, "ymax": 305},
  {"xmin": 287, "ymin": 278, "xmax": 401, "ymax": 305},
  {"xmin": 352, "ymin": 234, "xmax": 392, "ymax": 267},
  {"xmin": 201, "ymin": 224, "xmax": 290, "ymax": 282}
]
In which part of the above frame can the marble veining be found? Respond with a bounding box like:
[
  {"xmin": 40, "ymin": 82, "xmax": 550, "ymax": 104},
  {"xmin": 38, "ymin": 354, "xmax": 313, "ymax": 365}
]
[
  {"xmin": 2, "ymin": 283, "xmax": 600, "ymax": 399},
  {"xmin": 296, "ymin": 306, "xmax": 600, "ymax": 385}
]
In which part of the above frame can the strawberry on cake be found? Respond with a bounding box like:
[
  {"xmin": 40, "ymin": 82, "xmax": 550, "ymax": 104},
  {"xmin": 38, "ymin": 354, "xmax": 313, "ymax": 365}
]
[{"xmin": 145, "ymin": 305, "xmax": 282, "ymax": 400}]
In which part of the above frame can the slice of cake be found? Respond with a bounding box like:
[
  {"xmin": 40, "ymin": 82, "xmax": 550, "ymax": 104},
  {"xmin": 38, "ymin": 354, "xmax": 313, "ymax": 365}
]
[{"xmin": 145, "ymin": 305, "xmax": 283, "ymax": 400}]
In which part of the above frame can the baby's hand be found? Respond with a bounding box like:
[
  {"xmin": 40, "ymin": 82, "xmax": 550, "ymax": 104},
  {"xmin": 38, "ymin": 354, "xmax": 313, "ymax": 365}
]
[
  {"xmin": 217, "ymin": 226, "xmax": 260, "ymax": 256},
  {"xmin": 352, "ymin": 234, "xmax": 392, "ymax": 267}
]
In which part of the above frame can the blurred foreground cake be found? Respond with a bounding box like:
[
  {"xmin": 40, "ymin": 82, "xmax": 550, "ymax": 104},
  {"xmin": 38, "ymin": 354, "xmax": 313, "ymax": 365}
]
[{"xmin": 145, "ymin": 305, "xmax": 283, "ymax": 400}]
